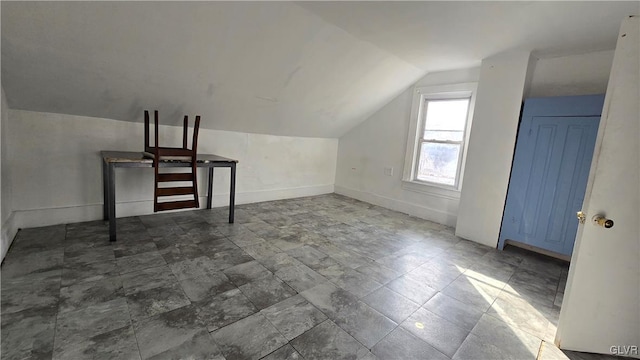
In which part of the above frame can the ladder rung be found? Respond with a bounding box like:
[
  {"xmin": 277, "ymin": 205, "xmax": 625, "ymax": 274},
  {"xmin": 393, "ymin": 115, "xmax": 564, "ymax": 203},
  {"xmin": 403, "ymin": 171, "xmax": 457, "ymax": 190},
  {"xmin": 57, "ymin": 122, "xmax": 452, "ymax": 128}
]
[
  {"xmin": 157, "ymin": 187, "xmax": 195, "ymax": 196},
  {"xmin": 156, "ymin": 200, "xmax": 198, "ymax": 211},
  {"xmin": 157, "ymin": 173, "xmax": 193, "ymax": 182},
  {"xmin": 156, "ymin": 147, "xmax": 193, "ymax": 156}
]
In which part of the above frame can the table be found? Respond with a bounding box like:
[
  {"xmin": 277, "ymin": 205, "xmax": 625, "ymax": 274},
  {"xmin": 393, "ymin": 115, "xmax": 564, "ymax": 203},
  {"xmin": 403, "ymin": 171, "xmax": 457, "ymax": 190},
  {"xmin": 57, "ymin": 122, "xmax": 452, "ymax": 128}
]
[{"xmin": 102, "ymin": 151, "xmax": 238, "ymax": 241}]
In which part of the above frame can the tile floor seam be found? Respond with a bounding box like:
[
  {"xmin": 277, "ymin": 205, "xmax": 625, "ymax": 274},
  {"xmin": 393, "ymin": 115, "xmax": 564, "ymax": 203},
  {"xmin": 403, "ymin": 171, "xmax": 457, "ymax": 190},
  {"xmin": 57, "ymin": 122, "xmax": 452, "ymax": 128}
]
[
  {"xmin": 365, "ymin": 314, "xmax": 405, "ymax": 352},
  {"xmin": 172, "ymin": 272, "xmax": 195, "ymax": 307},
  {"xmin": 125, "ymin": 297, "xmax": 145, "ymax": 360},
  {"xmin": 288, "ymin": 318, "xmax": 332, "ymax": 357},
  {"xmin": 415, "ymin": 305, "xmax": 473, "ymax": 357},
  {"xmin": 449, "ymin": 335, "xmax": 466, "ymax": 359},
  {"xmin": 260, "ymin": 301, "xmax": 294, "ymax": 337},
  {"xmin": 483, "ymin": 308, "xmax": 548, "ymax": 343},
  {"xmin": 329, "ymin": 318, "xmax": 373, "ymax": 354},
  {"xmin": 49, "ymin": 262, "xmax": 64, "ymax": 360},
  {"xmin": 346, "ymin": 300, "xmax": 400, "ymax": 350},
  {"xmin": 205, "ymin": 306, "xmax": 258, "ymax": 335}
]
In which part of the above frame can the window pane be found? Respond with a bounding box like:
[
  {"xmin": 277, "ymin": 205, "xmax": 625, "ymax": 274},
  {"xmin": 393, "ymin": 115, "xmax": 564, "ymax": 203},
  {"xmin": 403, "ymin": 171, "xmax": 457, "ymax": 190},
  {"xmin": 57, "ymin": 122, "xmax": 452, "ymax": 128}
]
[
  {"xmin": 416, "ymin": 142, "xmax": 461, "ymax": 186},
  {"xmin": 424, "ymin": 99, "xmax": 469, "ymax": 132},
  {"xmin": 424, "ymin": 130, "xmax": 464, "ymax": 142}
]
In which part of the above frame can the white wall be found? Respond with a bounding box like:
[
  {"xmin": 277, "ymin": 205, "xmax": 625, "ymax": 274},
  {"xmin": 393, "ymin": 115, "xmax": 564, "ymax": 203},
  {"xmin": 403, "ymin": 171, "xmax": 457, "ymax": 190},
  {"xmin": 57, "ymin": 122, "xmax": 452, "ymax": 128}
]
[
  {"xmin": 7, "ymin": 110, "xmax": 338, "ymax": 229},
  {"xmin": 557, "ymin": 16, "xmax": 639, "ymax": 356},
  {"xmin": 334, "ymin": 48, "xmax": 614, "ymax": 241},
  {"xmin": 529, "ymin": 50, "xmax": 614, "ymax": 97},
  {"xmin": 335, "ymin": 68, "xmax": 480, "ymax": 227},
  {"xmin": 1, "ymin": 87, "xmax": 16, "ymax": 263},
  {"xmin": 455, "ymin": 50, "xmax": 532, "ymax": 247}
]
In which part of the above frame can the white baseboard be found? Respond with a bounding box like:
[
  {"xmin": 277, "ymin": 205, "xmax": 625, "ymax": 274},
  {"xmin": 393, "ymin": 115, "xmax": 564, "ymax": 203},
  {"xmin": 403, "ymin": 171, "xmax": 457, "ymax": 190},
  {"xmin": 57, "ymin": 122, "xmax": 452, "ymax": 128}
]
[
  {"xmin": 334, "ymin": 185, "xmax": 457, "ymax": 227},
  {"xmin": 10, "ymin": 184, "xmax": 335, "ymax": 229},
  {"xmin": 13, "ymin": 205, "xmax": 104, "ymax": 229},
  {"xmin": 235, "ymin": 184, "xmax": 334, "ymax": 205},
  {"xmin": 1, "ymin": 211, "xmax": 18, "ymax": 263}
]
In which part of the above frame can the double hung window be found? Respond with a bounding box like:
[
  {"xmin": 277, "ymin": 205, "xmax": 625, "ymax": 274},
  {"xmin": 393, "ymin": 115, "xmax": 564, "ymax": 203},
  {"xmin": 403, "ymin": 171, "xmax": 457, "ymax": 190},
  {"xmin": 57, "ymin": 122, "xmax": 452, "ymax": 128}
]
[{"xmin": 403, "ymin": 83, "xmax": 476, "ymax": 193}]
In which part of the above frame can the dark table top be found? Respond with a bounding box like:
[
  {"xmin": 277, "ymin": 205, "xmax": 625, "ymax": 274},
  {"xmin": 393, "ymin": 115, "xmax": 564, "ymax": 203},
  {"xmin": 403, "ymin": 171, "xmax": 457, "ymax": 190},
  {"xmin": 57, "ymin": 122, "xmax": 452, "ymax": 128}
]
[{"xmin": 101, "ymin": 151, "xmax": 238, "ymax": 164}]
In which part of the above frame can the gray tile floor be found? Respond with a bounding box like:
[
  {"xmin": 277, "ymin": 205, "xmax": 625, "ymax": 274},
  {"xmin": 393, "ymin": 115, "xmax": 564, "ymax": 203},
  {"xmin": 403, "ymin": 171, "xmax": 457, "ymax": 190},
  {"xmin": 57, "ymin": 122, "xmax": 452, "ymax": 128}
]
[{"xmin": 0, "ymin": 194, "xmax": 618, "ymax": 360}]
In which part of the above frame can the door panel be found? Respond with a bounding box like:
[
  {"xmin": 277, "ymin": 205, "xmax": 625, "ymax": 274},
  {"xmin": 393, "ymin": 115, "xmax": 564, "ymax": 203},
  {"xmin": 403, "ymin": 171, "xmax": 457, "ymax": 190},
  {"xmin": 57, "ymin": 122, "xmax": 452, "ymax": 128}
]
[
  {"xmin": 518, "ymin": 123, "xmax": 556, "ymax": 238},
  {"xmin": 499, "ymin": 100, "xmax": 601, "ymax": 256}
]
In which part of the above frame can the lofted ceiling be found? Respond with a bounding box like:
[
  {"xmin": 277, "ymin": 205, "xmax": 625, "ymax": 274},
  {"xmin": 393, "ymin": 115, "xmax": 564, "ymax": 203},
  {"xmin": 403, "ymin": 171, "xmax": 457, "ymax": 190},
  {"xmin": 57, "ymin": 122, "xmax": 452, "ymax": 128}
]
[{"xmin": 2, "ymin": 1, "xmax": 638, "ymax": 138}]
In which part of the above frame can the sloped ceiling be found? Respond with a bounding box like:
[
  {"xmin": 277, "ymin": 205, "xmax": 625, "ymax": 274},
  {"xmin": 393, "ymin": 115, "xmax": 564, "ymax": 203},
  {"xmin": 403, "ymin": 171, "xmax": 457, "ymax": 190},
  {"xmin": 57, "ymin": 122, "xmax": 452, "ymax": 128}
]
[
  {"xmin": 298, "ymin": 1, "xmax": 640, "ymax": 70},
  {"xmin": 2, "ymin": 2, "xmax": 638, "ymax": 138}
]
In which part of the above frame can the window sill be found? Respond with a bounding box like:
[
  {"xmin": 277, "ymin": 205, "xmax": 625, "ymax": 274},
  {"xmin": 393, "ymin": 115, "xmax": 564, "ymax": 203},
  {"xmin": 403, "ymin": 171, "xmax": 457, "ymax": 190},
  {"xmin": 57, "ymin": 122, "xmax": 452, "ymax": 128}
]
[{"xmin": 401, "ymin": 180, "xmax": 461, "ymax": 200}]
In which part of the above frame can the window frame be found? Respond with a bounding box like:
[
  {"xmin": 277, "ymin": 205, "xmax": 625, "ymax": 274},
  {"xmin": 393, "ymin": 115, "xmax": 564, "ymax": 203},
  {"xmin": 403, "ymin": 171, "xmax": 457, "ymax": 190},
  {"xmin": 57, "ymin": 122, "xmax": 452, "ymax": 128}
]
[{"xmin": 402, "ymin": 82, "xmax": 477, "ymax": 196}]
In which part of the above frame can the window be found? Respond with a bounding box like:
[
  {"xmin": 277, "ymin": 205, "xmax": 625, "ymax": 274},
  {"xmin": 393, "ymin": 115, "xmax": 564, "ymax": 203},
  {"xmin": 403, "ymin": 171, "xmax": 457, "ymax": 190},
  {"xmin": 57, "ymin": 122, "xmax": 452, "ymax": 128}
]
[{"xmin": 403, "ymin": 83, "xmax": 476, "ymax": 194}]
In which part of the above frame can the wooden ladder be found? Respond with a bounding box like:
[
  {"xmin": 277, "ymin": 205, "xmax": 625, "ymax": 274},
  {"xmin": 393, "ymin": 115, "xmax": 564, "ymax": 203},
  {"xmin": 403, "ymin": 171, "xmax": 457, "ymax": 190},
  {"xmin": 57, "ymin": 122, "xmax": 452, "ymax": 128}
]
[{"xmin": 144, "ymin": 110, "xmax": 201, "ymax": 212}]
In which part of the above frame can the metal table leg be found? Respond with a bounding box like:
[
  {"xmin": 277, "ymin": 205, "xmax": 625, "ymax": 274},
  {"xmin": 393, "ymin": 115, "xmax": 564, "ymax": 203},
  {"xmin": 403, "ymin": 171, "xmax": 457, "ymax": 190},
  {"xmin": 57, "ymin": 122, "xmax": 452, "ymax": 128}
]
[
  {"xmin": 103, "ymin": 159, "xmax": 109, "ymax": 220},
  {"xmin": 207, "ymin": 167, "xmax": 214, "ymax": 209},
  {"xmin": 108, "ymin": 163, "xmax": 117, "ymax": 242},
  {"xmin": 229, "ymin": 163, "xmax": 236, "ymax": 223}
]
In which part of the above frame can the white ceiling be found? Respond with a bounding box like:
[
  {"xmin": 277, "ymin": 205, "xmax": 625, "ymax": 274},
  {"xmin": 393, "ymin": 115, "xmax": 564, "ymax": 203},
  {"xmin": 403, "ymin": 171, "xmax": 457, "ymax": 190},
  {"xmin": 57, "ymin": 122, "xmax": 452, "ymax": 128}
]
[
  {"xmin": 2, "ymin": 1, "xmax": 638, "ymax": 138},
  {"xmin": 298, "ymin": 1, "xmax": 639, "ymax": 70}
]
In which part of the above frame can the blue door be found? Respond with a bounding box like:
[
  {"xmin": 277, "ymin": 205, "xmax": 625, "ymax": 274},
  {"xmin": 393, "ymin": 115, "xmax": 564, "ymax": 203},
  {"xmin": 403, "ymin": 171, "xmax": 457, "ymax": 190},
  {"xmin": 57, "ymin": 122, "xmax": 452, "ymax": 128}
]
[{"xmin": 499, "ymin": 95, "xmax": 603, "ymax": 256}]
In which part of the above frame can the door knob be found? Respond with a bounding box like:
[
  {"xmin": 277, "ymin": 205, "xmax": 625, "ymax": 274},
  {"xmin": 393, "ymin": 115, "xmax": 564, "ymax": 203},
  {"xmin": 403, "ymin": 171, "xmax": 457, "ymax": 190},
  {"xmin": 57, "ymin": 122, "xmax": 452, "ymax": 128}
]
[{"xmin": 592, "ymin": 214, "xmax": 614, "ymax": 228}]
